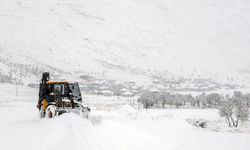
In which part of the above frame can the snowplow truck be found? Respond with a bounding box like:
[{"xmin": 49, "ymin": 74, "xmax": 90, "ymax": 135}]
[{"xmin": 37, "ymin": 72, "xmax": 90, "ymax": 118}]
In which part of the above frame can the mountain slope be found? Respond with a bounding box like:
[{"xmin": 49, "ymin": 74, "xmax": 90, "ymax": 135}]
[{"xmin": 0, "ymin": 0, "xmax": 250, "ymax": 89}]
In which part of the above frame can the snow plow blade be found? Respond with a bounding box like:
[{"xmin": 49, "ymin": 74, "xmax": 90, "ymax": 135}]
[
  {"xmin": 57, "ymin": 101, "xmax": 91, "ymax": 118},
  {"xmin": 44, "ymin": 101, "xmax": 90, "ymax": 118}
]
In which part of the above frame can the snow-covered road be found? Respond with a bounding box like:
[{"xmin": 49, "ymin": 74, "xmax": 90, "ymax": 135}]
[
  {"xmin": 0, "ymin": 95, "xmax": 178, "ymax": 150},
  {"xmin": 0, "ymin": 85, "xmax": 249, "ymax": 150}
]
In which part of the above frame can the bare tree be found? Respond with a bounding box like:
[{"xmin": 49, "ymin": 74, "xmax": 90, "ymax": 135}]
[
  {"xmin": 140, "ymin": 90, "xmax": 154, "ymax": 110},
  {"xmin": 245, "ymin": 93, "xmax": 250, "ymax": 107},
  {"xmin": 207, "ymin": 93, "xmax": 221, "ymax": 107},
  {"xmin": 231, "ymin": 91, "xmax": 249, "ymax": 127},
  {"xmin": 159, "ymin": 92, "xmax": 170, "ymax": 108},
  {"xmin": 218, "ymin": 92, "xmax": 249, "ymax": 127},
  {"xmin": 218, "ymin": 100, "xmax": 234, "ymax": 127}
]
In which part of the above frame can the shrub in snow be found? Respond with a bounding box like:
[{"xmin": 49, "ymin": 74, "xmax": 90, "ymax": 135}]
[
  {"xmin": 187, "ymin": 119, "xmax": 207, "ymax": 128},
  {"xmin": 218, "ymin": 92, "xmax": 249, "ymax": 127}
]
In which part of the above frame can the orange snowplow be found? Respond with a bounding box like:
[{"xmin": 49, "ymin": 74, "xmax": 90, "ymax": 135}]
[{"xmin": 37, "ymin": 72, "xmax": 90, "ymax": 118}]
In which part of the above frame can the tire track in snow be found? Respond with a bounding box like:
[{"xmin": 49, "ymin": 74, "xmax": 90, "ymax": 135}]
[
  {"xmin": 44, "ymin": 113, "xmax": 180, "ymax": 150},
  {"xmin": 46, "ymin": 113, "xmax": 120, "ymax": 150}
]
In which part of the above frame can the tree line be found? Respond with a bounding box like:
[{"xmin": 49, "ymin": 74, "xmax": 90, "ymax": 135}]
[{"xmin": 138, "ymin": 91, "xmax": 249, "ymax": 127}]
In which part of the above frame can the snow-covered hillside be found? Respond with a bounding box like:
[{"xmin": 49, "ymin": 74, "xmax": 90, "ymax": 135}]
[{"xmin": 0, "ymin": 0, "xmax": 250, "ymax": 90}]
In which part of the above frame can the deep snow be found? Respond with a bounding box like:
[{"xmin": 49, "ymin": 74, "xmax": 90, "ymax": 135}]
[{"xmin": 0, "ymin": 84, "xmax": 249, "ymax": 150}]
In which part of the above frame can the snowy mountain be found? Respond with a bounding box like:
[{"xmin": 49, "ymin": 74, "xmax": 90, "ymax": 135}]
[{"xmin": 0, "ymin": 0, "xmax": 250, "ymax": 91}]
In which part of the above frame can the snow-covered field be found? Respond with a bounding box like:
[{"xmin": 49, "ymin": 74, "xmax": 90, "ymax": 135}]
[{"xmin": 0, "ymin": 84, "xmax": 249, "ymax": 150}]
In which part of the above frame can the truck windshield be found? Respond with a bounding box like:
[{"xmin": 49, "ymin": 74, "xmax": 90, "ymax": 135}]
[{"xmin": 53, "ymin": 84, "xmax": 66, "ymax": 95}]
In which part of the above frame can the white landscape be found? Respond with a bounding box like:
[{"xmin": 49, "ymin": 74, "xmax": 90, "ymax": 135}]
[
  {"xmin": 0, "ymin": 84, "xmax": 250, "ymax": 150},
  {"xmin": 0, "ymin": 0, "xmax": 250, "ymax": 150}
]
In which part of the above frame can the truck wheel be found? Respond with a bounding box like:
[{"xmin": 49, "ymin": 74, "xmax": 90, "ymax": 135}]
[{"xmin": 46, "ymin": 105, "xmax": 57, "ymax": 118}]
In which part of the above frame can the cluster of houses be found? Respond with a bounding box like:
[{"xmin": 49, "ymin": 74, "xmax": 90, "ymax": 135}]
[{"xmin": 79, "ymin": 75, "xmax": 140, "ymax": 97}]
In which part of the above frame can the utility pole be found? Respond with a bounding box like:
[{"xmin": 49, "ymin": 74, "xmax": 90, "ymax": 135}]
[
  {"xmin": 15, "ymin": 68, "xmax": 18, "ymax": 97},
  {"xmin": 138, "ymin": 98, "xmax": 140, "ymax": 110},
  {"xmin": 132, "ymin": 96, "xmax": 135, "ymax": 108},
  {"xmin": 16, "ymin": 79, "xmax": 18, "ymax": 97},
  {"xmin": 15, "ymin": 55, "xmax": 22, "ymax": 97}
]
